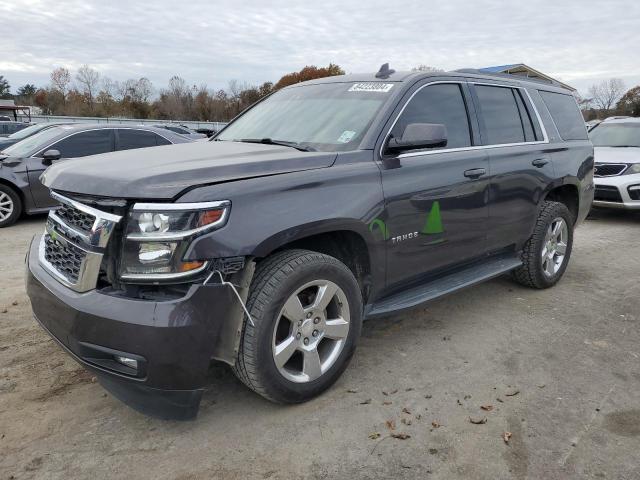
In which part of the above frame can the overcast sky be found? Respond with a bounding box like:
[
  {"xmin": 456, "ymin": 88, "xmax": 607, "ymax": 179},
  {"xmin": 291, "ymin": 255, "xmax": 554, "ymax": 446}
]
[{"xmin": 2, "ymin": 0, "xmax": 639, "ymax": 96}]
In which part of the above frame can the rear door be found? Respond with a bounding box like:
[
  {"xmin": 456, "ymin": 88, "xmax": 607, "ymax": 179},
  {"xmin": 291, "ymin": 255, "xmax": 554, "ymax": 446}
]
[
  {"xmin": 377, "ymin": 80, "xmax": 490, "ymax": 289},
  {"xmin": 469, "ymin": 82, "xmax": 555, "ymax": 253},
  {"xmin": 27, "ymin": 129, "xmax": 115, "ymax": 208}
]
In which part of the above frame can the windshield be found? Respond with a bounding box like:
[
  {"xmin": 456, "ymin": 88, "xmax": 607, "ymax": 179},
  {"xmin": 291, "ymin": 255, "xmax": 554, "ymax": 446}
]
[
  {"xmin": 217, "ymin": 82, "xmax": 395, "ymax": 152},
  {"xmin": 589, "ymin": 123, "xmax": 640, "ymax": 147},
  {"xmin": 7, "ymin": 123, "xmax": 50, "ymax": 140},
  {"xmin": 1, "ymin": 126, "xmax": 69, "ymax": 157}
]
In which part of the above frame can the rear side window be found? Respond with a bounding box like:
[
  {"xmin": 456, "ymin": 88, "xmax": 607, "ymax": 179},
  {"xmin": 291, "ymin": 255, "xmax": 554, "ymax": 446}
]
[
  {"xmin": 391, "ymin": 83, "xmax": 471, "ymax": 149},
  {"xmin": 47, "ymin": 129, "xmax": 113, "ymax": 158},
  {"xmin": 117, "ymin": 129, "xmax": 163, "ymax": 150},
  {"xmin": 539, "ymin": 91, "xmax": 588, "ymax": 140},
  {"xmin": 475, "ymin": 85, "xmax": 527, "ymax": 145},
  {"xmin": 156, "ymin": 135, "xmax": 171, "ymax": 146}
]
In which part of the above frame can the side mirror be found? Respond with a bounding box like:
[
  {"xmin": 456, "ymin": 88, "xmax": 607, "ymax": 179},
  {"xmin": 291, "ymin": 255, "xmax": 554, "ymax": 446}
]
[
  {"xmin": 386, "ymin": 123, "xmax": 448, "ymax": 153},
  {"xmin": 42, "ymin": 149, "xmax": 61, "ymax": 165}
]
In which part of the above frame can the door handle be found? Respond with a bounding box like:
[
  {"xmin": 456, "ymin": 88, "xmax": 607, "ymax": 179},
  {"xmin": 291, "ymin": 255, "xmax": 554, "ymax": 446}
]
[
  {"xmin": 532, "ymin": 158, "xmax": 549, "ymax": 168},
  {"xmin": 464, "ymin": 168, "xmax": 486, "ymax": 179}
]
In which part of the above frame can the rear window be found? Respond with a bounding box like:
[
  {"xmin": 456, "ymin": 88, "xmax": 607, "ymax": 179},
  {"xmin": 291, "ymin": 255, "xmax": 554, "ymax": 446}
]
[
  {"xmin": 475, "ymin": 85, "xmax": 527, "ymax": 145},
  {"xmin": 539, "ymin": 91, "xmax": 588, "ymax": 141}
]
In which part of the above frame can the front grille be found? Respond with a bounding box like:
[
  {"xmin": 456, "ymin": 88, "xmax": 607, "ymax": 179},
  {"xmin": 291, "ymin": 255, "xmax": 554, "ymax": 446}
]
[
  {"xmin": 594, "ymin": 185, "xmax": 623, "ymax": 203},
  {"xmin": 594, "ymin": 163, "xmax": 628, "ymax": 177},
  {"xmin": 55, "ymin": 202, "xmax": 95, "ymax": 232},
  {"xmin": 43, "ymin": 234, "xmax": 85, "ymax": 283}
]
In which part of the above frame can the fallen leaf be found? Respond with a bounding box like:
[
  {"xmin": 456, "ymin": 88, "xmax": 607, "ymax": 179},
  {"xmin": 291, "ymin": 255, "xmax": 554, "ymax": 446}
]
[
  {"xmin": 496, "ymin": 397, "xmax": 504, "ymax": 403},
  {"xmin": 456, "ymin": 399, "xmax": 463, "ymax": 406},
  {"xmin": 385, "ymin": 420, "xmax": 396, "ymax": 430},
  {"xmin": 390, "ymin": 389, "xmax": 398, "ymax": 395},
  {"xmin": 1, "ymin": 309, "xmax": 7, "ymax": 314},
  {"xmin": 415, "ymin": 414, "xmax": 422, "ymax": 420},
  {"xmin": 360, "ymin": 398, "xmax": 372, "ymax": 405},
  {"xmin": 431, "ymin": 421, "xmax": 441, "ymax": 429},
  {"xmin": 405, "ymin": 387, "xmax": 414, "ymax": 392},
  {"xmin": 382, "ymin": 391, "xmax": 389, "ymax": 396},
  {"xmin": 347, "ymin": 389, "xmax": 358, "ymax": 393},
  {"xmin": 401, "ymin": 418, "xmax": 412, "ymax": 426},
  {"xmin": 369, "ymin": 432, "xmax": 381, "ymax": 440},
  {"xmin": 469, "ymin": 416, "xmax": 487, "ymax": 425},
  {"xmin": 480, "ymin": 405, "xmax": 494, "ymax": 411},
  {"xmin": 428, "ymin": 448, "xmax": 438, "ymax": 454},
  {"xmin": 425, "ymin": 394, "xmax": 433, "ymax": 399},
  {"xmin": 402, "ymin": 407, "xmax": 411, "ymax": 415},
  {"xmin": 537, "ymin": 384, "xmax": 546, "ymax": 389},
  {"xmin": 382, "ymin": 401, "xmax": 392, "ymax": 406},
  {"xmin": 503, "ymin": 431, "xmax": 512, "ymax": 444},
  {"xmin": 464, "ymin": 395, "xmax": 471, "ymax": 400},
  {"xmin": 391, "ymin": 433, "xmax": 411, "ymax": 440},
  {"xmin": 11, "ymin": 301, "xmax": 18, "ymax": 306},
  {"xmin": 505, "ymin": 389, "xmax": 520, "ymax": 397}
]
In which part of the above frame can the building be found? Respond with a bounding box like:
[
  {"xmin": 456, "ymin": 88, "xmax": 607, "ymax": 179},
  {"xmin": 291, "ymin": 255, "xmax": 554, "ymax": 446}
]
[
  {"xmin": 0, "ymin": 99, "xmax": 32, "ymax": 121},
  {"xmin": 478, "ymin": 64, "xmax": 575, "ymax": 92}
]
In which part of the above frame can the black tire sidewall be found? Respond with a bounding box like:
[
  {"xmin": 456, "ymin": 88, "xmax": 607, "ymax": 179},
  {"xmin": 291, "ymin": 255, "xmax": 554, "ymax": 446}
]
[
  {"xmin": 531, "ymin": 203, "xmax": 574, "ymax": 288},
  {"xmin": 0, "ymin": 184, "xmax": 22, "ymax": 228},
  {"xmin": 252, "ymin": 257, "xmax": 362, "ymax": 403}
]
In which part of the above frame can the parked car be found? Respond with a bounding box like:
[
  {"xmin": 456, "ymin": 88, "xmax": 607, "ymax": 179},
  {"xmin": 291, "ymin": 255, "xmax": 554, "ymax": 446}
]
[
  {"xmin": 590, "ymin": 117, "xmax": 640, "ymax": 209},
  {"xmin": 0, "ymin": 121, "xmax": 30, "ymax": 137},
  {"xmin": 0, "ymin": 124, "xmax": 190, "ymax": 227},
  {"xmin": 0, "ymin": 122, "xmax": 72, "ymax": 151},
  {"xmin": 25, "ymin": 67, "xmax": 593, "ymax": 419},
  {"xmin": 155, "ymin": 124, "xmax": 208, "ymax": 139}
]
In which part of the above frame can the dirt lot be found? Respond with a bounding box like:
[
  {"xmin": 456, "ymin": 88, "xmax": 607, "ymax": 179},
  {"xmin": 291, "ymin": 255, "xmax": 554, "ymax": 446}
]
[{"xmin": 1, "ymin": 210, "xmax": 639, "ymax": 480}]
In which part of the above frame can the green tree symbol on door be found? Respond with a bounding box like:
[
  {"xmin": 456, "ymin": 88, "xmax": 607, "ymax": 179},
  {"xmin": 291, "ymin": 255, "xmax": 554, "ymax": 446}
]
[{"xmin": 422, "ymin": 201, "xmax": 444, "ymax": 235}]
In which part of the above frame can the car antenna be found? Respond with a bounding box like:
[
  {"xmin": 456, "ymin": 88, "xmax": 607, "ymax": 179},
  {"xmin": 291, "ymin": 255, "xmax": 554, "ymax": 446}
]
[{"xmin": 375, "ymin": 63, "xmax": 395, "ymax": 79}]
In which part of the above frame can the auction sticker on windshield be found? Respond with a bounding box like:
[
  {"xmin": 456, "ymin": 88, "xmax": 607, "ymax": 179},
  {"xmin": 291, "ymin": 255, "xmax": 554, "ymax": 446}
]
[{"xmin": 348, "ymin": 83, "xmax": 394, "ymax": 93}]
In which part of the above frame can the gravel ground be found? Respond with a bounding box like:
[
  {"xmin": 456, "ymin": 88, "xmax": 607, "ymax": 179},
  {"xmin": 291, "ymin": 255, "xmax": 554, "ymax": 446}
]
[{"xmin": 1, "ymin": 210, "xmax": 639, "ymax": 480}]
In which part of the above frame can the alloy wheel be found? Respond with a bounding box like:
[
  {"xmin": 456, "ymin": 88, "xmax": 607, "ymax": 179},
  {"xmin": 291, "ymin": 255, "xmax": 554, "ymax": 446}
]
[
  {"xmin": 271, "ymin": 279, "xmax": 350, "ymax": 383},
  {"xmin": 0, "ymin": 192, "xmax": 14, "ymax": 222},
  {"xmin": 541, "ymin": 217, "xmax": 568, "ymax": 277}
]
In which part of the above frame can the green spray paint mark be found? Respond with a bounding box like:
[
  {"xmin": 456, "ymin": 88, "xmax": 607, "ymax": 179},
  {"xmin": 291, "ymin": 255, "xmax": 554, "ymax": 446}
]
[
  {"xmin": 369, "ymin": 218, "xmax": 389, "ymax": 240},
  {"xmin": 422, "ymin": 201, "xmax": 444, "ymax": 235}
]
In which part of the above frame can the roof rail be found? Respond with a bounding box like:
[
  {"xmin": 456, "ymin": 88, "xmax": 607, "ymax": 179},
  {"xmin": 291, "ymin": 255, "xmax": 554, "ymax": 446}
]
[{"xmin": 453, "ymin": 68, "xmax": 567, "ymax": 89}]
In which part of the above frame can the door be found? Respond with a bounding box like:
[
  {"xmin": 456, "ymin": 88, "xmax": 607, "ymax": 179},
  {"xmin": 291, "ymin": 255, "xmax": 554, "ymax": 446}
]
[
  {"xmin": 469, "ymin": 83, "xmax": 555, "ymax": 252},
  {"xmin": 377, "ymin": 81, "xmax": 490, "ymax": 289},
  {"xmin": 26, "ymin": 128, "xmax": 115, "ymax": 208}
]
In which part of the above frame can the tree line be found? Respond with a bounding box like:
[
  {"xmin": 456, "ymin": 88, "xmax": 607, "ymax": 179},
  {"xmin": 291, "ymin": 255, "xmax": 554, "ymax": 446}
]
[
  {"xmin": 577, "ymin": 78, "xmax": 640, "ymax": 120},
  {"xmin": 0, "ymin": 64, "xmax": 345, "ymax": 122}
]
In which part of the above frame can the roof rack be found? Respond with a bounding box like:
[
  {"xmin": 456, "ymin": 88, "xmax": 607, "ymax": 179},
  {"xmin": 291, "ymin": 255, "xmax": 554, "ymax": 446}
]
[{"xmin": 453, "ymin": 68, "xmax": 567, "ymax": 90}]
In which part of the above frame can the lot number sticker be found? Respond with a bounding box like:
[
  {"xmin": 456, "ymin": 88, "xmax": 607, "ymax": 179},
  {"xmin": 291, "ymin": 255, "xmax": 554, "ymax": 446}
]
[{"xmin": 348, "ymin": 83, "xmax": 394, "ymax": 93}]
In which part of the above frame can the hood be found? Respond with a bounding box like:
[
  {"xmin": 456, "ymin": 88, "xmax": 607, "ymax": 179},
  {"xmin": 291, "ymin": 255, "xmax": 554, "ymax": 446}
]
[
  {"xmin": 41, "ymin": 141, "xmax": 337, "ymax": 199},
  {"xmin": 594, "ymin": 146, "xmax": 640, "ymax": 164}
]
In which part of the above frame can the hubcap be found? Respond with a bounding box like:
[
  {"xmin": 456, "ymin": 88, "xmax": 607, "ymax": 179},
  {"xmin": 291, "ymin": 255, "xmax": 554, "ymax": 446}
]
[
  {"xmin": 0, "ymin": 192, "xmax": 13, "ymax": 221},
  {"xmin": 541, "ymin": 217, "xmax": 568, "ymax": 277},
  {"xmin": 271, "ymin": 280, "xmax": 350, "ymax": 383}
]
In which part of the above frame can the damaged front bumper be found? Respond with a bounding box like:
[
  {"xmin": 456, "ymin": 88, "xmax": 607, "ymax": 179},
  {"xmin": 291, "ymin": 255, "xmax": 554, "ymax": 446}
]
[{"xmin": 25, "ymin": 235, "xmax": 252, "ymax": 420}]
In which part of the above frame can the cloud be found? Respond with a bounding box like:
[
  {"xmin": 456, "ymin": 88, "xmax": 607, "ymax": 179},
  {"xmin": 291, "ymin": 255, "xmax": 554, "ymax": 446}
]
[{"xmin": 2, "ymin": 0, "xmax": 639, "ymax": 94}]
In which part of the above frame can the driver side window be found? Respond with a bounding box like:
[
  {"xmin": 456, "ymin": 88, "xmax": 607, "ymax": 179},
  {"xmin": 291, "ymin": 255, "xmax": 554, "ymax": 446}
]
[{"xmin": 391, "ymin": 83, "xmax": 472, "ymax": 149}]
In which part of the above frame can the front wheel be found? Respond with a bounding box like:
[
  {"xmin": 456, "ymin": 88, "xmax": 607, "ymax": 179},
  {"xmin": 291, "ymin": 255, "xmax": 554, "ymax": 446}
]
[
  {"xmin": 512, "ymin": 200, "xmax": 574, "ymax": 289},
  {"xmin": 232, "ymin": 249, "xmax": 362, "ymax": 403},
  {"xmin": 0, "ymin": 184, "xmax": 22, "ymax": 228}
]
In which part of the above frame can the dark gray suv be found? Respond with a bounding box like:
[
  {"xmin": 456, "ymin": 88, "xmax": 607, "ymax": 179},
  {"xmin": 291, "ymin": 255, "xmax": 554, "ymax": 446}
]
[{"xmin": 25, "ymin": 67, "xmax": 594, "ymax": 419}]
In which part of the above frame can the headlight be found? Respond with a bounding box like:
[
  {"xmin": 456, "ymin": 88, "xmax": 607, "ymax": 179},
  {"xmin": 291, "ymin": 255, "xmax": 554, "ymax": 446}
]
[
  {"xmin": 120, "ymin": 200, "xmax": 230, "ymax": 282},
  {"xmin": 625, "ymin": 163, "xmax": 640, "ymax": 175}
]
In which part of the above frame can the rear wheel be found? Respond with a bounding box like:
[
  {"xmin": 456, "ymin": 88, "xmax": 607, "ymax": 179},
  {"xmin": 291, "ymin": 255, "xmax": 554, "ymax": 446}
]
[
  {"xmin": 0, "ymin": 184, "xmax": 22, "ymax": 228},
  {"xmin": 512, "ymin": 200, "xmax": 574, "ymax": 289},
  {"xmin": 232, "ymin": 249, "xmax": 362, "ymax": 403}
]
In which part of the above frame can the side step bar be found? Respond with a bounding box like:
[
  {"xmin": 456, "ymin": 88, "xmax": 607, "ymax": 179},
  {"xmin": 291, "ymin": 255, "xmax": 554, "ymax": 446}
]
[{"xmin": 364, "ymin": 255, "xmax": 522, "ymax": 319}]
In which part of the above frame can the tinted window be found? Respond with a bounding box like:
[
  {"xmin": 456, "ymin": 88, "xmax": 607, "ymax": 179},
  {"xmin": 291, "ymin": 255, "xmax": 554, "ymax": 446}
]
[
  {"xmin": 155, "ymin": 134, "xmax": 171, "ymax": 146},
  {"xmin": 117, "ymin": 129, "xmax": 161, "ymax": 150},
  {"xmin": 48, "ymin": 129, "xmax": 113, "ymax": 158},
  {"xmin": 539, "ymin": 91, "xmax": 588, "ymax": 140},
  {"xmin": 513, "ymin": 90, "xmax": 537, "ymax": 141},
  {"xmin": 476, "ymin": 85, "xmax": 526, "ymax": 144},
  {"xmin": 391, "ymin": 83, "xmax": 471, "ymax": 149}
]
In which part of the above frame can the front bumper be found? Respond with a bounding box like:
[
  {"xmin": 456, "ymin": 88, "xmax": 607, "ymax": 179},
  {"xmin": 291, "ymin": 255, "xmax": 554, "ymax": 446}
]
[
  {"xmin": 26, "ymin": 235, "xmax": 248, "ymax": 420},
  {"xmin": 593, "ymin": 174, "xmax": 640, "ymax": 210}
]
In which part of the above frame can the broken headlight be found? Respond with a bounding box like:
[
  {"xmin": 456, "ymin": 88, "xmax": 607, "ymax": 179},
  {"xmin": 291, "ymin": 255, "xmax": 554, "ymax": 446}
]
[{"xmin": 120, "ymin": 200, "xmax": 230, "ymax": 282}]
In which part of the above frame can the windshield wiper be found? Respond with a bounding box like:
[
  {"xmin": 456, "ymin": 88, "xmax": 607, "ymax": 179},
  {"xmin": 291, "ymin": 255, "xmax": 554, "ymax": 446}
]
[{"xmin": 237, "ymin": 138, "xmax": 315, "ymax": 152}]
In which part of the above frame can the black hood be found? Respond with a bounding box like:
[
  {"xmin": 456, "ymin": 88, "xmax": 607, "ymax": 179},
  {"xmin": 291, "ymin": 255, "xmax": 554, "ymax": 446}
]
[{"xmin": 41, "ymin": 141, "xmax": 337, "ymax": 199}]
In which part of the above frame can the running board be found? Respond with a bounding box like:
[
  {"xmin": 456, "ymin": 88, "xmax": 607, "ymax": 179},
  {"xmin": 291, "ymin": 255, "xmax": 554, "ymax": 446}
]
[{"xmin": 364, "ymin": 255, "xmax": 522, "ymax": 318}]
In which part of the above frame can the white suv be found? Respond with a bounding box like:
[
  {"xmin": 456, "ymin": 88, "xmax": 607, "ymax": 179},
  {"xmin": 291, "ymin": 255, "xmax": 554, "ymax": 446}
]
[{"xmin": 590, "ymin": 117, "xmax": 640, "ymax": 209}]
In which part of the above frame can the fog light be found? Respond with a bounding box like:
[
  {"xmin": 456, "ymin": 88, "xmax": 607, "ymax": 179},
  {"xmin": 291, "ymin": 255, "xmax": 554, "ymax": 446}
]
[{"xmin": 114, "ymin": 355, "xmax": 138, "ymax": 370}]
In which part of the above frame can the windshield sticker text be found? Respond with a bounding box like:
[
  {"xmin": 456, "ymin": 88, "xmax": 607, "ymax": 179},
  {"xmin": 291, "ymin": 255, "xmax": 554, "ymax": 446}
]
[
  {"xmin": 337, "ymin": 130, "xmax": 356, "ymax": 143},
  {"xmin": 348, "ymin": 83, "xmax": 394, "ymax": 93}
]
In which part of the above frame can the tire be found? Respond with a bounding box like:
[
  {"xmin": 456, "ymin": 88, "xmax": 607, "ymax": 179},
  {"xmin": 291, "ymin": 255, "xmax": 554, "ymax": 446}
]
[
  {"xmin": 232, "ymin": 249, "xmax": 363, "ymax": 403},
  {"xmin": 512, "ymin": 200, "xmax": 574, "ymax": 289},
  {"xmin": 0, "ymin": 184, "xmax": 22, "ymax": 228}
]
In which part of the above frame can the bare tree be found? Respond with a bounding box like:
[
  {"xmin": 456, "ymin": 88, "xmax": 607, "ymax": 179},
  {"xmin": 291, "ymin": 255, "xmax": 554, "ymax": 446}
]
[
  {"xmin": 588, "ymin": 78, "xmax": 626, "ymax": 114},
  {"xmin": 50, "ymin": 67, "xmax": 71, "ymax": 103},
  {"xmin": 76, "ymin": 64, "xmax": 100, "ymax": 111}
]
